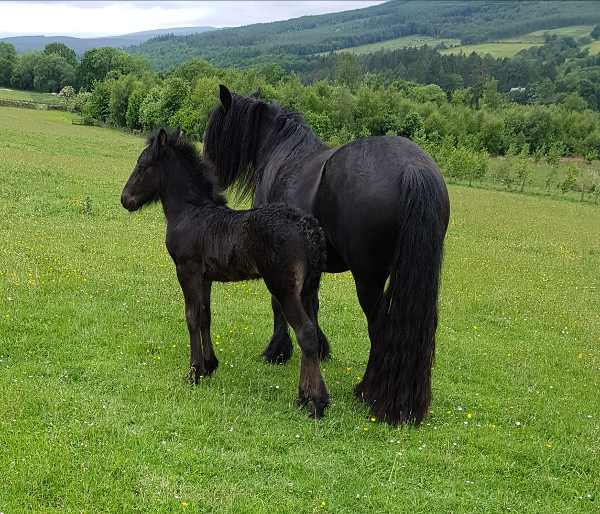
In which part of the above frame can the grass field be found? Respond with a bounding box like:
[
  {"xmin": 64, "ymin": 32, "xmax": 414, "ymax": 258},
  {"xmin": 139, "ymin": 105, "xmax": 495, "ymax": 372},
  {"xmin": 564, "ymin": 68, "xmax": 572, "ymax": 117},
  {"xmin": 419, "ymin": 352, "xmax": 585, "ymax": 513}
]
[
  {"xmin": 315, "ymin": 36, "xmax": 462, "ymax": 56},
  {"xmin": 0, "ymin": 88, "xmax": 67, "ymax": 107},
  {"xmin": 324, "ymin": 25, "xmax": 599, "ymax": 59},
  {"xmin": 1, "ymin": 106, "xmax": 599, "ymax": 512}
]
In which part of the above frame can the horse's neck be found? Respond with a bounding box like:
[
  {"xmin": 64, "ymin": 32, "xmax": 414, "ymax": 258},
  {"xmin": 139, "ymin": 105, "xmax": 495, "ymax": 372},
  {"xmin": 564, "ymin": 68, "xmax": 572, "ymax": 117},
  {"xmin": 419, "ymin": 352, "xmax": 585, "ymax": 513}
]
[{"xmin": 257, "ymin": 121, "xmax": 325, "ymax": 179}]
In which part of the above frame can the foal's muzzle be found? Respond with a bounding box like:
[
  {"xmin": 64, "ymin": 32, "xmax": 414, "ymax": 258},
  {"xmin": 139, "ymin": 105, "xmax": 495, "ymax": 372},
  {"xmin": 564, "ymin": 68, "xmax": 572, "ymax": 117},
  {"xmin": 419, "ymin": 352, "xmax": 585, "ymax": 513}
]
[{"xmin": 120, "ymin": 192, "xmax": 138, "ymax": 212}]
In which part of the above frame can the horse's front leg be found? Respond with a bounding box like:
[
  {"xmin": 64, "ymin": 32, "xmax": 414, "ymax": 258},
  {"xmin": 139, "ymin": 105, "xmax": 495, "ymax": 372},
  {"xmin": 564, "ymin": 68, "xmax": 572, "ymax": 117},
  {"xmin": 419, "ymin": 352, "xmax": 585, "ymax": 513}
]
[
  {"xmin": 175, "ymin": 262, "xmax": 205, "ymax": 383},
  {"xmin": 199, "ymin": 280, "xmax": 219, "ymax": 376},
  {"xmin": 262, "ymin": 296, "xmax": 293, "ymax": 364}
]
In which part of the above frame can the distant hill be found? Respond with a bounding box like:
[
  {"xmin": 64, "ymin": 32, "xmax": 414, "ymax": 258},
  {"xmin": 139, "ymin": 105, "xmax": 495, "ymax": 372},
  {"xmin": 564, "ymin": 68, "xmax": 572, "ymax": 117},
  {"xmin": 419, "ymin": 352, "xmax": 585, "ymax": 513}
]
[
  {"xmin": 0, "ymin": 27, "xmax": 219, "ymax": 57},
  {"xmin": 123, "ymin": 0, "xmax": 600, "ymax": 72}
]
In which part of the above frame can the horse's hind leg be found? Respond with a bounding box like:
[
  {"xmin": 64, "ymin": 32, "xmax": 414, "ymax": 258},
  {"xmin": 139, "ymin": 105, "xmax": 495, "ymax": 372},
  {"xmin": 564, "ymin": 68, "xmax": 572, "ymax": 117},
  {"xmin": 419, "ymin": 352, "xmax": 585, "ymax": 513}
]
[
  {"xmin": 351, "ymin": 272, "xmax": 387, "ymax": 402},
  {"xmin": 277, "ymin": 293, "xmax": 329, "ymax": 419},
  {"xmin": 262, "ymin": 296, "xmax": 293, "ymax": 364}
]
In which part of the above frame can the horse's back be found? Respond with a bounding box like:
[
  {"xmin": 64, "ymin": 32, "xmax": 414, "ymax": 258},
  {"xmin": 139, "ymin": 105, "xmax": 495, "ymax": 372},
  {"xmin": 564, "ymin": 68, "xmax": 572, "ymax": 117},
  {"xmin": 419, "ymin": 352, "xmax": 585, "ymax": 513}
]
[{"xmin": 314, "ymin": 136, "xmax": 448, "ymax": 275}]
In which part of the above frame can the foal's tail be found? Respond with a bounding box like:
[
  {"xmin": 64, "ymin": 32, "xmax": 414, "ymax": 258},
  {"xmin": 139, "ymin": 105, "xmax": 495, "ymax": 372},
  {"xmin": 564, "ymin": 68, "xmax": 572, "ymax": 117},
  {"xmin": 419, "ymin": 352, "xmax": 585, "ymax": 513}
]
[
  {"xmin": 359, "ymin": 166, "xmax": 449, "ymax": 425},
  {"xmin": 300, "ymin": 211, "xmax": 329, "ymax": 357},
  {"xmin": 303, "ymin": 214, "xmax": 327, "ymax": 290}
]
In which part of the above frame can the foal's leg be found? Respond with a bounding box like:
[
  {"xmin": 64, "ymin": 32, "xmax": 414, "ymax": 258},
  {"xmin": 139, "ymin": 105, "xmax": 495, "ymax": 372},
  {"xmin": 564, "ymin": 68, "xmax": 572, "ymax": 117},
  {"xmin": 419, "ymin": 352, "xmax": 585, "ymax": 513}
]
[
  {"xmin": 277, "ymin": 293, "xmax": 329, "ymax": 419},
  {"xmin": 175, "ymin": 262, "xmax": 206, "ymax": 383},
  {"xmin": 262, "ymin": 296, "xmax": 294, "ymax": 364},
  {"xmin": 304, "ymin": 292, "xmax": 330, "ymax": 361},
  {"xmin": 199, "ymin": 280, "xmax": 219, "ymax": 376},
  {"xmin": 263, "ymin": 295, "xmax": 330, "ymax": 363}
]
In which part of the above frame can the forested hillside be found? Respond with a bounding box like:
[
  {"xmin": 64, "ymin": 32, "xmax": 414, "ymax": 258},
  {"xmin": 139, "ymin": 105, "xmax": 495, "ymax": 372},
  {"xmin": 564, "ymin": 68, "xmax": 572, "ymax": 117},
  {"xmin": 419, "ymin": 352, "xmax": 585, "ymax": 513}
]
[{"xmin": 125, "ymin": 1, "xmax": 600, "ymax": 72}]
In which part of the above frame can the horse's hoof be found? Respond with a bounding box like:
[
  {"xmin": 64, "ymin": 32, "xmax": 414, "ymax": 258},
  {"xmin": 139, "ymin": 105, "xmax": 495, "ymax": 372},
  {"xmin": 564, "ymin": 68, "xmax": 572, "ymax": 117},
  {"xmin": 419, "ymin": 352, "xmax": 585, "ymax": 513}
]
[
  {"xmin": 262, "ymin": 350, "xmax": 290, "ymax": 364},
  {"xmin": 294, "ymin": 394, "xmax": 310, "ymax": 407}
]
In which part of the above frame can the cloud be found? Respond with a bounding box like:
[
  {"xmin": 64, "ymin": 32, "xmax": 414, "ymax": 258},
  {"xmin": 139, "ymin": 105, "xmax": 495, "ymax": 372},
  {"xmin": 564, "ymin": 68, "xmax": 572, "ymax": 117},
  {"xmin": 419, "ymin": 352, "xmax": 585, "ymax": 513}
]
[{"xmin": 0, "ymin": 1, "xmax": 387, "ymax": 38}]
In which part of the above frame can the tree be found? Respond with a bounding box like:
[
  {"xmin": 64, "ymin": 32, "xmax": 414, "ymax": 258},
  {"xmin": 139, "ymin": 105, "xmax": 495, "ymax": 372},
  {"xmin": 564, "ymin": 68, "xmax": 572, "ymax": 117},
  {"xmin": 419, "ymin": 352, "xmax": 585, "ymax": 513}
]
[
  {"xmin": 82, "ymin": 80, "xmax": 111, "ymax": 122},
  {"xmin": 398, "ymin": 112, "xmax": 424, "ymax": 140},
  {"xmin": 32, "ymin": 53, "xmax": 75, "ymax": 93},
  {"xmin": 515, "ymin": 144, "xmax": 531, "ymax": 192},
  {"xmin": 409, "ymin": 84, "xmax": 446, "ymax": 106},
  {"xmin": 107, "ymin": 74, "xmax": 138, "ymax": 127},
  {"xmin": 591, "ymin": 25, "xmax": 600, "ymax": 41},
  {"xmin": 562, "ymin": 92, "xmax": 587, "ymax": 113},
  {"xmin": 138, "ymin": 86, "xmax": 163, "ymax": 131},
  {"xmin": 578, "ymin": 166, "xmax": 597, "ymax": 201},
  {"xmin": 126, "ymin": 90, "xmax": 145, "ymax": 130},
  {"xmin": 0, "ymin": 42, "xmax": 17, "ymax": 87},
  {"xmin": 168, "ymin": 59, "xmax": 215, "ymax": 84},
  {"xmin": 495, "ymin": 144, "xmax": 517, "ymax": 190},
  {"xmin": 560, "ymin": 162, "xmax": 579, "ymax": 194},
  {"xmin": 465, "ymin": 81, "xmax": 485, "ymax": 110},
  {"xmin": 335, "ymin": 52, "xmax": 362, "ymax": 92},
  {"xmin": 10, "ymin": 51, "xmax": 40, "ymax": 90},
  {"xmin": 304, "ymin": 110, "xmax": 333, "ymax": 141},
  {"xmin": 58, "ymin": 85, "xmax": 76, "ymax": 110},
  {"xmin": 482, "ymin": 78, "xmax": 502, "ymax": 109},
  {"xmin": 545, "ymin": 142, "xmax": 563, "ymax": 193},
  {"xmin": 444, "ymin": 145, "xmax": 487, "ymax": 186},
  {"xmin": 43, "ymin": 42, "xmax": 77, "ymax": 68},
  {"xmin": 76, "ymin": 47, "xmax": 151, "ymax": 91},
  {"xmin": 260, "ymin": 63, "xmax": 285, "ymax": 86},
  {"xmin": 168, "ymin": 75, "xmax": 221, "ymax": 136}
]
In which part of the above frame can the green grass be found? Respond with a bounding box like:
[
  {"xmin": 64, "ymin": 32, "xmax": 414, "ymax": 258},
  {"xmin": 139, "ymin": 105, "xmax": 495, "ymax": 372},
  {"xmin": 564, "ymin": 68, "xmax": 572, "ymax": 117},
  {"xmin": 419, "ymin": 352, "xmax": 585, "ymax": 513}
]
[
  {"xmin": 0, "ymin": 88, "xmax": 68, "ymax": 107},
  {"xmin": 439, "ymin": 42, "xmax": 545, "ymax": 59},
  {"xmin": 321, "ymin": 25, "xmax": 599, "ymax": 59},
  {"xmin": 450, "ymin": 157, "xmax": 600, "ymax": 204},
  {"xmin": 522, "ymin": 25, "xmax": 597, "ymax": 41},
  {"xmin": 315, "ymin": 36, "xmax": 461, "ymax": 56},
  {"xmin": 1, "ymin": 106, "xmax": 599, "ymax": 512}
]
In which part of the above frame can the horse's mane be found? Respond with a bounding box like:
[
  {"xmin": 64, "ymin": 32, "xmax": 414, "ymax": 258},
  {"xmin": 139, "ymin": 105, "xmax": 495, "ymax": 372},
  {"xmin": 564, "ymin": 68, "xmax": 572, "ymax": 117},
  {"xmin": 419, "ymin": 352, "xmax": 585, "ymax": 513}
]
[
  {"xmin": 204, "ymin": 94, "xmax": 326, "ymax": 202},
  {"xmin": 146, "ymin": 128, "xmax": 227, "ymax": 207}
]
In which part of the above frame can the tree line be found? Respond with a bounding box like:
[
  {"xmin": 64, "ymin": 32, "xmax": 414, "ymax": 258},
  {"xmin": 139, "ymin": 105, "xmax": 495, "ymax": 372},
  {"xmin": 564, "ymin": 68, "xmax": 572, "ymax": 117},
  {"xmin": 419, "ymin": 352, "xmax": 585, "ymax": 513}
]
[
  {"xmin": 1, "ymin": 37, "xmax": 599, "ymax": 199},
  {"xmin": 0, "ymin": 42, "xmax": 152, "ymax": 93}
]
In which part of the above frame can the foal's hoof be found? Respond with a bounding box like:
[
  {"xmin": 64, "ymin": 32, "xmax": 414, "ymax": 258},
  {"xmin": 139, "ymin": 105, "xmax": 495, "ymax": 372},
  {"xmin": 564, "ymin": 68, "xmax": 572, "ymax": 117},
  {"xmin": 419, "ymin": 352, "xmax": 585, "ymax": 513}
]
[
  {"xmin": 309, "ymin": 403, "xmax": 326, "ymax": 419},
  {"xmin": 187, "ymin": 366, "xmax": 204, "ymax": 384},
  {"xmin": 203, "ymin": 356, "xmax": 219, "ymax": 376}
]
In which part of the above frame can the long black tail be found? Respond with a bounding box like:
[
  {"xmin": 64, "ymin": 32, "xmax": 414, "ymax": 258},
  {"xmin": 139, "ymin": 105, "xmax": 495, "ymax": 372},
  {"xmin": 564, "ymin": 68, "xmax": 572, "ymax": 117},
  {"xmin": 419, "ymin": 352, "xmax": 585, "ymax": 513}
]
[{"xmin": 357, "ymin": 166, "xmax": 449, "ymax": 425}]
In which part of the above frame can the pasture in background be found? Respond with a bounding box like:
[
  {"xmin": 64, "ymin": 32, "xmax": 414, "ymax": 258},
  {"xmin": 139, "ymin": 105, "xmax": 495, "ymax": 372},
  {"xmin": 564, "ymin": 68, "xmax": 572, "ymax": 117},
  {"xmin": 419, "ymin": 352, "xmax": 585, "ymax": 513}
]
[
  {"xmin": 1, "ymin": 107, "xmax": 599, "ymax": 512},
  {"xmin": 323, "ymin": 24, "xmax": 600, "ymax": 60}
]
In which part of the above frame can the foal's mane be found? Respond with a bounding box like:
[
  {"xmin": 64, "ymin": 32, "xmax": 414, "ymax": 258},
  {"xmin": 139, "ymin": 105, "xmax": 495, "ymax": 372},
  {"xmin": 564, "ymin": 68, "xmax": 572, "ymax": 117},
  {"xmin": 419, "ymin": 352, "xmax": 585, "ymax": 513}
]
[
  {"xmin": 204, "ymin": 94, "xmax": 325, "ymax": 202},
  {"xmin": 147, "ymin": 128, "xmax": 226, "ymax": 206}
]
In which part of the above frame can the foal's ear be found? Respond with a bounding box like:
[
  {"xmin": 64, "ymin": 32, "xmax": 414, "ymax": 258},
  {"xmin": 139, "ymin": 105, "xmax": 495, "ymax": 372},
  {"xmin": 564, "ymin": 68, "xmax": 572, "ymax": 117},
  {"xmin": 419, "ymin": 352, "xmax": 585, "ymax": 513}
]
[
  {"xmin": 250, "ymin": 87, "xmax": 261, "ymax": 99},
  {"xmin": 219, "ymin": 84, "xmax": 232, "ymax": 113},
  {"xmin": 172, "ymin": 126, "xmax": 182, "ymax": 144},
  {"xmin": 157, "ymin": 128, "xmax": 168, "ymax": 152}
]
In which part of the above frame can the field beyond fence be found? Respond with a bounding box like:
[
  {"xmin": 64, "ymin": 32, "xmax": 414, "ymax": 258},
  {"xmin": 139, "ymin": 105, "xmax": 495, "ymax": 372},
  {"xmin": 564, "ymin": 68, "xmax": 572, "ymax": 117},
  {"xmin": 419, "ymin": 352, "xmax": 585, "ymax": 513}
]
[{"xmin": 1, "ymin": 107, "xmax": 599, "ymax": 512}]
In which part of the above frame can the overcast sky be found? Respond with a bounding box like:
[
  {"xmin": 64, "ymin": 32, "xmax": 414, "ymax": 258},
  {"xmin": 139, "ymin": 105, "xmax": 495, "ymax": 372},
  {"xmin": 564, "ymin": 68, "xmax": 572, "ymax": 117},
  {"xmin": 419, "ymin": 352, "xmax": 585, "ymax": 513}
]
[{"xmin": 0, "ymin": 1, "xmax": 388, "ymax": 38}]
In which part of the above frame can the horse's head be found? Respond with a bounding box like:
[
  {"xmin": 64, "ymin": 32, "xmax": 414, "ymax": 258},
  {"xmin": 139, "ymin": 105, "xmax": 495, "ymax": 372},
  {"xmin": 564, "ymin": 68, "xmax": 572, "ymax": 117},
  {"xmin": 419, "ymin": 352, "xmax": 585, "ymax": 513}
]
[{"xmin": 121, "ymin": 127, "xmax": 181, "ymax": 211}]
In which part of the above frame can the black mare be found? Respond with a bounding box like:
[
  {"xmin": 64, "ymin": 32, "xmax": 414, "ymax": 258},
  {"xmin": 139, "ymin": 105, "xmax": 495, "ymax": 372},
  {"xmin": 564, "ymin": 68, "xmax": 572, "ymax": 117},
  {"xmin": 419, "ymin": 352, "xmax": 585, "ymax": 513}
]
[
  {"xmin": 204, "ymin": 86, "xmax": 450, "ymax": 425},
  {"xmin": 121, "ymin": 127, "xmax": 329, "ymax": 418}
]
